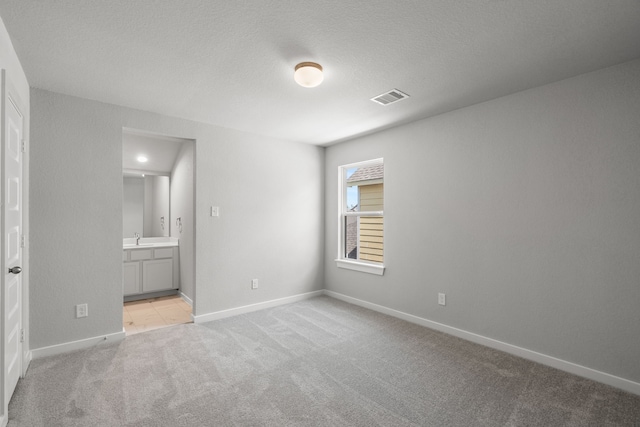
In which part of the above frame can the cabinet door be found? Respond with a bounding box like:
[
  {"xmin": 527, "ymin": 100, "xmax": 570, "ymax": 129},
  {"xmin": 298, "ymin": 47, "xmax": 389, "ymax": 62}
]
[
  {"xmin": 142, "ymin": 259, "xmax": 174, "ymax": 292},
  {"xmin": 123, "ymin": 262, "xmax": 141, "ymax": 295}
]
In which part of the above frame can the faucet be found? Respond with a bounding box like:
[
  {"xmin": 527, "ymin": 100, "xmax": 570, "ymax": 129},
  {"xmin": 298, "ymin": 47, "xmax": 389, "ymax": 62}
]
[{"xmin": 134, "ymin": 232, "xmax": 140, "ymax": 245}]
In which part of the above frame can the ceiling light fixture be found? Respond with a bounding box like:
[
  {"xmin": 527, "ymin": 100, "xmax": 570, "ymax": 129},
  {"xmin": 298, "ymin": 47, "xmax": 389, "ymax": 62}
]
[
  {"xmin": 137, "ymin": 155, "xmax": 148, "ymax": 163},
  {"xmin": 294, "ymin": 62, "xmax": 323, "ymax": 88}
]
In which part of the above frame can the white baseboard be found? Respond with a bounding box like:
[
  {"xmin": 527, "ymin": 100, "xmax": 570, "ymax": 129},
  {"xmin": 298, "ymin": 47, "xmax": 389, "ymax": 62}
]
[
  {"xmin": 22, "ymin": 350, "xmax": 32, "ymax": 376},
  {"xmin": 31, "ymin": 330, "xmax": 126, "ymax": 359},
  {"xmin": 180, "ymin": 292, "xmax": 193, "ymax": 307},
  {"xmin": 193, "ymin": 290, "xmax": 324, "ymax": 324},
  {"xmin": 324, "ymin": 290, "xmax": 640, "ymax": 396}
]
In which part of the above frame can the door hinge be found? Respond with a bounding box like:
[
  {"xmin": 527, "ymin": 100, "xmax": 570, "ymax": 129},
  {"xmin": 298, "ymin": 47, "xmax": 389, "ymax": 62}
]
[
  {"xmin": 20, "ymin": 234, "xmax": 26, "ymax": 248},
  {"xmin": 20, "ymin": 329, "xmax": 24, "ymax": 343},
  {"xmin": 21, "ymin": 139, "xmax": 26, "ymax": 153}
]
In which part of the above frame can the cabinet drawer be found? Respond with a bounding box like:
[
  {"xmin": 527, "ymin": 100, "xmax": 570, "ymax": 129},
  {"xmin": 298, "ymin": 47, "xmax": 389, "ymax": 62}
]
[
  {"xmin": 130, "ymin": 249, "xmax": 153, "ymax": 261},
  {"xmin": 154, "ymin": 248, "xmax": 173, "ymax": 259}
]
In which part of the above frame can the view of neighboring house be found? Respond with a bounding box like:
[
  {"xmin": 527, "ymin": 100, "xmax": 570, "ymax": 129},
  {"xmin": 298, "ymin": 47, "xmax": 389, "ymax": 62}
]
[{"xmin": 345, "ymin": 164, "xmax": 384, "ymax": 263}]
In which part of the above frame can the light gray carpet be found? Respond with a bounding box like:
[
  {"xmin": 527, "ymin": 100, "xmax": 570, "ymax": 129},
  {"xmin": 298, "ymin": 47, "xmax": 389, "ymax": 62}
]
[{"xmin": 8, "ymin": 296, "xmax": 640, "ymax": 426}]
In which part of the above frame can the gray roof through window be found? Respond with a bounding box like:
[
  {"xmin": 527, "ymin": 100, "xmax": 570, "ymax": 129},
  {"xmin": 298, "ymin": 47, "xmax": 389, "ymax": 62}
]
[{"xmin": 347, "ymin": 164, "xmax": 384, "ymax": 183}]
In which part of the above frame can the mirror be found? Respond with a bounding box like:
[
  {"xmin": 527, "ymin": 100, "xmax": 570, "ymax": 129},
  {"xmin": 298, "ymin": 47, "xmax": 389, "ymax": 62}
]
[{"xmin": 123, "ymin": 175, "xmax": 170, "ymax": 238}]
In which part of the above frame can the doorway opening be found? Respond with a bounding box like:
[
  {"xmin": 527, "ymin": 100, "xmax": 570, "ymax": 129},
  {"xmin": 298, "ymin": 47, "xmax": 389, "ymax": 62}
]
[
  {"xmin": 123, "ymin": 295, "xmax": 192, "ymax": 335},
  {"xmin": 122, "ymin": 128, "xmax": 195, "ymax": 335}
]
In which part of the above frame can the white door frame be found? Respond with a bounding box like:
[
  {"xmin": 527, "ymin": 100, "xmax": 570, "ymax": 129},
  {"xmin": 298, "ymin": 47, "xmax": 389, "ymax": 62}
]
[{"xmin": 0, "ymin": 69, "xmax": 29, "ymax": 425}]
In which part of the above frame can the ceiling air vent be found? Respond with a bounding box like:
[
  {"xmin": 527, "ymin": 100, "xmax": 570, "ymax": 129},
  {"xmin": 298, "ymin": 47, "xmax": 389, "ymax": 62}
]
[{"xmin": 371, "ymin": 89, "xmax": 410, "ymax": 106}]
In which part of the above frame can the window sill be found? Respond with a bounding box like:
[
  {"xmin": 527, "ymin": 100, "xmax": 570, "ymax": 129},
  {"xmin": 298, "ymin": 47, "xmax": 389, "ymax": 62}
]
[{"xmin": 335, "ymin": 259, "xmax": 385, "ymax": 276}]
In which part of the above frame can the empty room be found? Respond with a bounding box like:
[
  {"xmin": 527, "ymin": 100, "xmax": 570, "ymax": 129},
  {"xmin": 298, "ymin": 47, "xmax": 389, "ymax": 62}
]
[{"xmin": 0, "ymin": 1, "xmax": 639, "ymax": 425}]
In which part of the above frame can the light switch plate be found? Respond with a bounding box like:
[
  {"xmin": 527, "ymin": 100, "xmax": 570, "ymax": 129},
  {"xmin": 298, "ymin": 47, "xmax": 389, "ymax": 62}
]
[{"xmin": 76, "ymin": 303, "xmax": 88, "ymax": 318}]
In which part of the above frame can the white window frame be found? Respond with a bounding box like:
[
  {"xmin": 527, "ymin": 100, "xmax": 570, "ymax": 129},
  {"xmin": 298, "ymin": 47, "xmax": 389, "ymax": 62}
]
[{"xmin": 335, "ymin": 158, "xmax": 385, "ymax": 276}]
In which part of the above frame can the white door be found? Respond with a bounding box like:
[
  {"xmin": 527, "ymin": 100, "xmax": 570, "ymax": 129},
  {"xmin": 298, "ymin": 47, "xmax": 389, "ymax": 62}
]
[{"xmin": 2, "ymin": 70, "xmax": 23, "ymax": 404}]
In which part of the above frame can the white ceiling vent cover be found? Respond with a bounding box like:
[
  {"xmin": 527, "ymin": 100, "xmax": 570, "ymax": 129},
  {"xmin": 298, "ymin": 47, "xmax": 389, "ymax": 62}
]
[{"xmin": 371, "ymin": 89, "xmax": 410, "ymax": 106}]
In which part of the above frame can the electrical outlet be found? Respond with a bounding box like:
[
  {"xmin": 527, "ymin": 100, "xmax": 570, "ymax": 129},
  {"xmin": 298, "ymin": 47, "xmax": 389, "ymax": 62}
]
[
  {"xmin": 438, "ymin": 293, "xmax": 446, "ymax": 306},
  {"xmin": 76, "ymin": 303, "xmax": 88, "ymax": 318},
  {"xmin": 211, "ymin": 206, "xmax": 220, "ymax": 217},
  {"xmin": 251, "ymin": 279, "xmax": 259, "ymax": 289}
]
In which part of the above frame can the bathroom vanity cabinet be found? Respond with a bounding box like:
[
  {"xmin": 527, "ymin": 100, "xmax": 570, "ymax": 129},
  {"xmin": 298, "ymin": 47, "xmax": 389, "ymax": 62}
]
[{"xmin": 123, "ymin": 246, "xmax": 179, "ymax": 296}]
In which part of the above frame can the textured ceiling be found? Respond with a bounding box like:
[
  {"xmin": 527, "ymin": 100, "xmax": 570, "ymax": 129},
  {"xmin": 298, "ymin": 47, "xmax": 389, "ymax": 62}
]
[{"xmin": 2, "ymin": 1, "xmax": 640, "ymax": 145}]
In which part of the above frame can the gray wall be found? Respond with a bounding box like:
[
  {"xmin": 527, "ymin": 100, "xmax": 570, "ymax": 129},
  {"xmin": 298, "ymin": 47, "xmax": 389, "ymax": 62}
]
[
  {"xmin": 30, "ymin": 89, "xmax": 324, "ymax": 348},
  {"xmin": 171, "ymin": 142, "xmax": 195, "ymax": 301},
  {"xmin": 324, "ymin": 59, "xmax": 640, "ymax": 383},
  {"xmin": 195, "ymin": 128, "xmax": 325, "ymax": 314},
  {"xmin": 30, "ymin": 93, "xmax": 123, "ymax": 348}
]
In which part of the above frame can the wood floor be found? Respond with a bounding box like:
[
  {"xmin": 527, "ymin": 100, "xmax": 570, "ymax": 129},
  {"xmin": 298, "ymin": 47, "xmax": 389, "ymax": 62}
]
[{"xmin": 123, "ymin": 295, "xmax": 192, "ymax": 335}]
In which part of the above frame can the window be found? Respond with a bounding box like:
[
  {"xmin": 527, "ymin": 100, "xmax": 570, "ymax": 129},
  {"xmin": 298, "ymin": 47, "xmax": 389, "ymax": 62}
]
[{"xmin": 336, "ymin": 158, "xmax": 385, "ymax": 275}]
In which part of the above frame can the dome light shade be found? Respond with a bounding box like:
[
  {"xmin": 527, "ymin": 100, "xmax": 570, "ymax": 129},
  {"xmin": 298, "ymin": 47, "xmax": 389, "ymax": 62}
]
[
  {"xmin": 137, "ymin": 155, "xmax": 148, "ymax": 163},
  {"xmin": 294, "ymin": 62, "xmax": 323, "ymax": 88}
]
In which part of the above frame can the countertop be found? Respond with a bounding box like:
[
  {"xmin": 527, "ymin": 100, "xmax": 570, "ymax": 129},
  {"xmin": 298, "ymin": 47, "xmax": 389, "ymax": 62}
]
[{"xmin": 123, "ymin": 237, "xmax": 179, "ymax": 249}]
